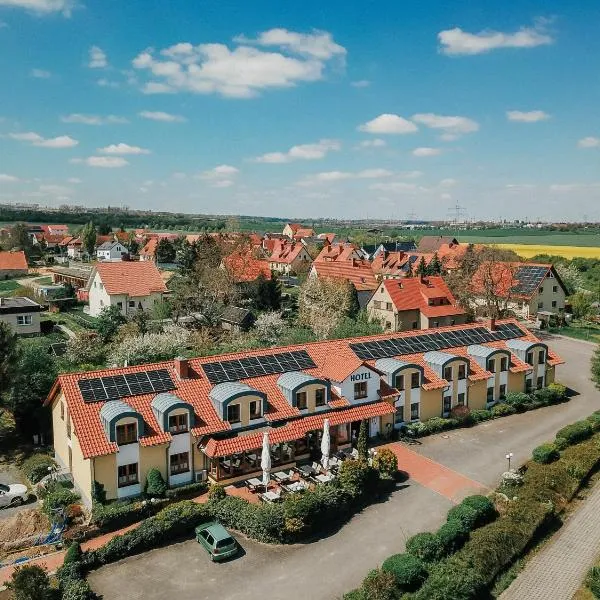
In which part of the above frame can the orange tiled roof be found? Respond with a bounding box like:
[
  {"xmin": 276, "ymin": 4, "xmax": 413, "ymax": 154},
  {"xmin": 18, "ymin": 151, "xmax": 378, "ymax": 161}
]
[
  {"xmin": 94, "ymin": 261, "xmax": 167, "ymax": 297},
  {"xmin": 140, "ymin": 237, "xmax": 158, "ymax": 258},
  {"xmin": 46, "ymin": 319, "xmax": 562, "ymax": 459},
  {"xmin": 0, "ymin": 250, "xmax": 27, "ymax": 271},
  {"xmin": 293, "ymin": 227, "xmax": 316, "ymax": 240},
  {"xmin": 269, "ymin": 240, "xmax": 307, "ymax": 265},
  {"xmin": 314, "ymin": 242, "xmax": 360, "ymax": 263},
  {"xmin": 312, "ymin": 259, "xmax": 378, "ymax": 291},
  {"xmin": 223, "ymin": 251, "xmax": 272, "ymax": 282}
]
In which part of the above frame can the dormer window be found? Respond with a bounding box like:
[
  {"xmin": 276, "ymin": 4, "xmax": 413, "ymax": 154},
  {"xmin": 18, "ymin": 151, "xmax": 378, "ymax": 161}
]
[
  {"xmin": 411, "ymin": 372, "xmax": 420, "ymax": 389},
  {"xmin": 458, "ymin": 364, "xmax": 466, "ymax": 380},
  {"xmin": 395, "ymin": 374, "xmax": 405, "ymax": 391},
  {"xmin": 249, "ymin": 400, "xmax": 261, "ymax": 419},
  {"xmin": 538, "ymin": 350, "xmax": 546, "ymax": 364},
  {"xmin": 227, "ymin": 404, "xmax": 241, "ymax": 424},
  {"xmin": 116, "ymin": 423, "xmax": 137, "ymax": 445},
  {"xmin": 168, "ymin": 413, "xmax": 188, "ymax": 434},
  {"xmin": 315, "ymin": 388, "xmax": 326, "ymax": 407},
  {"xmin": 443, "ymin": 366, "xmax": 452, "ymax": 381},
  {"xmin": 501, "ymin": 357, "xmax": 509, "ymax": 371},
  {"xmin": 296, "ymin": 391, "xmax": 307, "ymax": 410},
  {"xmin": 487, "ymin": 359, "xmax": 496, "ymax": 372}
]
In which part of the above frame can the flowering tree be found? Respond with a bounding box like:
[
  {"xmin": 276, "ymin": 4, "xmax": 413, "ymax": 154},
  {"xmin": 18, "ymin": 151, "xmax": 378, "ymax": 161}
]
[
  {"xmin": 112, "ymin": 326, "xmax": 191, "ymax": 366},
  {"xmin": 254, "ymin": 311, "xmax": 285, "ymax": 346}
]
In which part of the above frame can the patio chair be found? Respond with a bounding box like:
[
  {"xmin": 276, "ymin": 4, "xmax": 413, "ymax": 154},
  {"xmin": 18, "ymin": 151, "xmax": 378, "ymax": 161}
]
[
  {"xmin": 311, "ymin": 461, "xmax": 322, "ymax": 474},
  {"xmin": 245, "ymin": 477, "xmax": 263, "ymax": 492},
  {"xmin": 273, "ymin": 470, "xmax": 294, "ymax": 484}
]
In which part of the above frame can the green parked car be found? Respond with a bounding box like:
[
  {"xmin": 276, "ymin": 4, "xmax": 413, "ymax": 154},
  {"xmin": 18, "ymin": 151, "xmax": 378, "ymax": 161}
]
[{"xmin": 195, "ymin": 521, "xmax": 239, "ymax": 562}]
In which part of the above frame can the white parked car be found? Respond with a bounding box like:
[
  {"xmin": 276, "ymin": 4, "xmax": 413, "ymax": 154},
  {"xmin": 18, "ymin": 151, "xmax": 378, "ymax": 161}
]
[{"xmin": 0, "ymin": 482, "xmax": 29, "ymax": 508}]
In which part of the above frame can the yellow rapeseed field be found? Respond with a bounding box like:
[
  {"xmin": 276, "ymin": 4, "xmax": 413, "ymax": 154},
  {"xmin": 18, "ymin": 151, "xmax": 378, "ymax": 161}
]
[{"xmin": 495, "ymin": 244, "xmax": 600, "ymax": 259}]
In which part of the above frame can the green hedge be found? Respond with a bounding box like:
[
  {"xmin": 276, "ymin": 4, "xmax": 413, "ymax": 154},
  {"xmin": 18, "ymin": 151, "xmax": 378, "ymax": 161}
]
[
  {"xmin": 42, "ymin": 488, "xmax": 80, "ymax": 519},
  {"xmin": 91, "ymin": 500, "xmax": 158, "ymax": 532},
  {"xmin": 164, "ymin": 481, "xmax": 207, "ymax": 500},
  {"xmin": 22, "ymin": 453, "xmax": 56, "ymax": 484},
  {"xmin": 381, "ymin": 553, "xmax": 427, "ymax": 592},
  {"xmin": 587, "ymin": 565, "xmax": 600, "ymax": 599},
  {"xmin": 532, "ymin": 443, "xmax": 559, "ymax": 464},
  {"xmin": 556, "ymin": 420, "xmax": 593, "ymax": 447}
]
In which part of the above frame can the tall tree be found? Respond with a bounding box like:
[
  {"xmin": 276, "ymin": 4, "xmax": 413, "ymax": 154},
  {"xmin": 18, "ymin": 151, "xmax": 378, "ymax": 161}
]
[
  {"xmin": 416, "ymin": 256, "xmax": 428, "ymax": 276},
  {"xmin": 96, "ymin": 305, "xmax": 127, "ymax": 343},
  {"xmin": 156, "ymin": 238, "xmax": 176, "ymax": 263},
  {"xmin": 81, "ymin": 221, "xmax": 97, "ymax": 258},
  {"xmin": 8, "ymin": 223, "xmax": 32, "ymax": 255},
  {"xmin": 427, "ymin": 252, "xmax": 442, "ymax": 275},
  {"xmin": 357, "ymin": 420, "xmax": 368, "ymax": 460},
  {"xmin": 0, "ymin": 322, "xmax": 18, "ymax": 394}
]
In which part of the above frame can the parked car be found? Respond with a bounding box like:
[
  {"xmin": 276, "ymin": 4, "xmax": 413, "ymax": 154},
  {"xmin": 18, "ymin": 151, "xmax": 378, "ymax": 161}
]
[
  {"xmin": 0, "ymin": 482, "xmax": 29, "ymax": 508},
  {"xmin": 195, "ymin": 522, "xmax": 239, "ymax": 561}
]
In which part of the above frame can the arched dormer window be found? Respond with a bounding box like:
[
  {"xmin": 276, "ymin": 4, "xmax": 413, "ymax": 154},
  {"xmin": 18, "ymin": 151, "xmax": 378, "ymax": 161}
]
[
  {"xmin": 100, "ymin": 400, "xmax": 144, "ymax": 445},
  {"xmin": 277, "ymin": 371, "xmax": 331, "ymax": 409},
  {"xmin": 209, "ymin": 382, "xmax": 267, "ymax": 424},
  {"xmin": 467, "ymin": 345, "xmax": 511, "ymax": 373},
  {"xmin": 375, "ymin": 358, "xmax": 425, "ymax": 390},
  {"xmin": 151, "ymin": 392, "xmax": 194, "ymax": 434},
  {"xmin": 424, "ymin": 351, "xmax": 469, "ymax": 382}
]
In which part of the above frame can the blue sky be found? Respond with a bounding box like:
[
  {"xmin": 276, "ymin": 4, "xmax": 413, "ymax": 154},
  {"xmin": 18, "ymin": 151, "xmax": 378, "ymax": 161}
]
[{"xmin": 1, "ymin": 0, "xmax": 599, "ymax": 221}]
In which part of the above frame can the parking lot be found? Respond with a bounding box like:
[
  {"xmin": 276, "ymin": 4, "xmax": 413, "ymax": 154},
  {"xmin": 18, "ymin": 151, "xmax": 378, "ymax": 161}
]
[{"xmin": 89, "ymin": 335, "xmax": 599, "ymax": 600}]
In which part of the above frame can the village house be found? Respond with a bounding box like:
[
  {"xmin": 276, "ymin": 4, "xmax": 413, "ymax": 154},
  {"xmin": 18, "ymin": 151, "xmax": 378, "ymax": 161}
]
[
  {"xmin": 314, "ymin": 241, "xmax": 362, "ymax": 263},
  {"xmin": 0, "ymin": 296, "xmax": 42, "ymax": 335},
  {"xmin": 220, "ymin": 306, "xmax": 254, "ymax": 333},
  {"xmin": 268, "ymin": 240, "xmax": 312, "ymax": 275},
  {"xmin": 86, "ymin": 261, "xmax": 167, "ymax": 318},
  {"xmin": 139, "ymin": 238, "xmax": 158, "ymax": 262},
  {"xmin": 45, "ymin": 319, "xmax": 562, "ymax": 505},
  {"xmin": 367, "ymin": 276, "xmax": 467, "ymax": 331},
  {"xmin": 417, "ymin": 235, "xmax": 459, "ymax": 253},
  {"xmin": 471, "ymin": 262, "xmax": 567, "ymax": 320},
  {"xmin": 96, "ymin": 240, "xmax": 127, "ymax": 262},
  {"xmin": 282, "ymin": 223, "xmax": 315, "ymax": 240},
  {"xmin": 310, "ymin": 259, "xmax": 378, "ymax": 309},
  {"xmin": 222, "ymin": 251, "xmax": 272, "ymax": 282},
  {"xmin": 0, "ymin": 250, "xmax": 28, "ymax": 279}
]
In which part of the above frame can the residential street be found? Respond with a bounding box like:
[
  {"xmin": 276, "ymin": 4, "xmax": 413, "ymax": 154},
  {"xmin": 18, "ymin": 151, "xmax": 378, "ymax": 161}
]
[{"xmin": 89, "ymin": 335, "xmax": 599, "ymax": 600}]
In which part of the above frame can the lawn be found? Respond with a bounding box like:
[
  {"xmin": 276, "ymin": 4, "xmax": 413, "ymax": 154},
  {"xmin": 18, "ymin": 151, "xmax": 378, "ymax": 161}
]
[
  {"xmin": 0, "ymin": 280, "xmax": 19, "ymax": 294},
  {"xmin": 549, "ymin": 321, "xmax": 600, "ymax": 343}
]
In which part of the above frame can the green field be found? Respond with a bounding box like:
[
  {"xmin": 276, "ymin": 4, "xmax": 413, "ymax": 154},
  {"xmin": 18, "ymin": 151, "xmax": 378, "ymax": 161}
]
[{"xmin": 0, "ymin": 280, "xmax": 19, "ymax": 295}]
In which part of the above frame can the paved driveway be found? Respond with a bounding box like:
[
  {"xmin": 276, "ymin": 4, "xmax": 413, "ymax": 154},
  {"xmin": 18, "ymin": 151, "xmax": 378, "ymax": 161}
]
[
  {"xmin": 0, "ymin": 460, "xmax": 38, "ymax": 520},
  {"xmin": 89, "ymin": 335, "xmax": 598, "ymax": 600}
]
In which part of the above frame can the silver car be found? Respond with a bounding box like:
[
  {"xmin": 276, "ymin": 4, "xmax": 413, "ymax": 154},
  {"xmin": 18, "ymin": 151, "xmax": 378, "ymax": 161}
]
[{"xmin": 0, "ymin": 482, "xmax": 29, "ymax": 508}]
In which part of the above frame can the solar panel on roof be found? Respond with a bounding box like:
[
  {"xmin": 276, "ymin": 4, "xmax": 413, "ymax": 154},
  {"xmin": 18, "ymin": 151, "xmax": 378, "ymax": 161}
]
[
  {"xmin": 77, "ymin": 368, "xmax": 175, "ymax": 403},
  {"xmin": 350, "ymin": 323, "xmax": 524, "ymax": 361},
  {"xmin": 202, "ymin": 350, "xmax": 317, "ymax": 384},
  {"xmin": 512, "ymin": 265, "xmax": 548, "ymax": 295}
]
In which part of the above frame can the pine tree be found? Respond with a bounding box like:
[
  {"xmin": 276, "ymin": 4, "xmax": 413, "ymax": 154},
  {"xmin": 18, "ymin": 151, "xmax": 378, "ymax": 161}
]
[
  {"xmin": 81, "ymin": 221, "xmax": 97, "ymax": 258},
  {"xmin": 416, "ymin": 256, "xmax": 428, "ymax": 276},
  {"xmin": 357, "ymin": 420, "xmax": 368, "ymax": 461},
  {"xmin": 428, "ymin": 252, "xmax": 442, "ymax": 275}
]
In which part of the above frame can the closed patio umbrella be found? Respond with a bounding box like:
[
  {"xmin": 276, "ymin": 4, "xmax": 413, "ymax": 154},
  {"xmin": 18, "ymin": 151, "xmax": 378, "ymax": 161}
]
[
  {"xmin": 321, "ymin": 419, "xmax": 331, "ymax": 471},
  {"xmin": 261, "ymin": 431, "xmax": 271, "ymax": 490}
]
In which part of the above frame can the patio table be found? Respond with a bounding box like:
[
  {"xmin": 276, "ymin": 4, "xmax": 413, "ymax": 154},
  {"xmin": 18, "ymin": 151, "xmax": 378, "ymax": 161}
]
[
  {"xmin": 283, "ymin": 481, "xmax": 306, "ymax": 493},
  {"xmin": 314, "ymin": 473, "xmax": 333, "ymax": 484},
  {"xmin": 297, "ymin": 464, "xmax": 316, "ymax": 477},
  {"xmin": 261, "ymin": 491, "xmax": 282, "ymax": 503},
  {"xmin": 246, "ymin": 477, "xmax": 263, "ymax": 491}
]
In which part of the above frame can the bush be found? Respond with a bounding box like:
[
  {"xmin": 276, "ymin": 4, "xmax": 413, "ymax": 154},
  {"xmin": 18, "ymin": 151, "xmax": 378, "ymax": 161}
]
[
  {"xmin": 491, "ymin": 403, "xmax": 516, "ymax": 417},
  {"xmin": 538, "ymin": 383, "xmax": 567, "ymax": 405},
  {"xmin": 42, "ymin": 488, "xmax": 79, "ymax": 519},
  {"xmin": 7, "ymin": 565, "xmax": 53, "ymax": 600},
  {"xmin": 207, "ymin": 483, "xmax": 227, "ymax": 502},
  {"xmin": 447, "ymin": 495, "xmax": 496, "ymax": 531},
  {"xmin": 64, "ymin": 542, "xmax": 82, "ymax": 565},
  {"xmin": 91, "ymin": 500, "xmax": 155, "ymax": 532},
  {"xmin": 406, "ymin": 531, "xmax": 444, "ymax": 563},
  {"xmin": 587, "ymin": 412, "xmax": 600, "ymax": 432},
  {"xmin": 436, "ymin": 520, "xmax": 469, "ymax": 556},
  {"xmin": 556, "ymin": 420, "xmax": 593, "ymax": 447},
  {"xmin": 532, "ymin": 443, "xmax": 560, "ymax": 464},
  {"xmin": 165, "ymin": 481, "xmax": 207, "ymax": 499},
  {"xmin": 91, "ymin": 481, "xmax": 106, "ymax": 504},
  {"xmin": 586, "ymin": 565, "xmax": 600, "ymax": 598},
  {"xmin": 88, "ymin": 501, "xmax": 212, "ymax": 567},
  {"xmin": 372, "ymin": 448, "xmax": 398, "ymax": 479},
  {"xmin": 359, "ymin": 569, "xmax": 398, "ymax": 600},
  {"xmin": 22, "ymin": 454, "xmax": 56, "ymax": 484},
  {"xmin": 504, "ymin": 392, "xmax": 530, "ymax": 411},
  {"xmin": 381, "ymin": 553, "xmax": 427, "ymax": 591},
  {"xmin": 62, "ymin": 579, "xmax": 97, "ymax": 600},
  {"xmin": 145, "ymin": 468, "xmax": 167, "ymax": 497},
  {"xmin": 337, "ymin": 459, "xmax": 372, "ymax": 498},
  {"xmin": 470, "ymin": 409, "xmax": 493, "ymax": 423},
  {"xmin": 450, "ymin": 405, "xmax": 473, "ymax": 425},
  {"xmin": 414, "ymin": 558, "xmax": 487, "ymax": 600},
  {"xmin": 422, "ymin": 417, "xmax": 458, "ymax": 434}
]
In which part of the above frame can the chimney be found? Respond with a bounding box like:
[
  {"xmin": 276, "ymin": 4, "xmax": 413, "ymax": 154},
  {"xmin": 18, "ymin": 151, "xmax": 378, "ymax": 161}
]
[
  {"xmin": 489, "ymin": 317, "xmax": 496, "ymax": 331},
  {"xmin": 174, "ymin": 357, "xmax": 189, "ymax": 380}
]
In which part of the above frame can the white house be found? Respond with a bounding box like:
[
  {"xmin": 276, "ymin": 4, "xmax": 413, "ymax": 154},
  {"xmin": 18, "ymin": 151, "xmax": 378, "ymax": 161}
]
[
  {"xmin": 96, "ymin": 241, "xmax": 127, "ymax": 262},
  {"xmin": 87, "ymin": 261, "xmax": 168, "ymax": 318}
]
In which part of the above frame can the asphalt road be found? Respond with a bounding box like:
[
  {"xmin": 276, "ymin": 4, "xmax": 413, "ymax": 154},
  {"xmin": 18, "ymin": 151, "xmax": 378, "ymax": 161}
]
[{"xmin": 89, "ymin": 335, "xmax": 598, "ymax": 600}]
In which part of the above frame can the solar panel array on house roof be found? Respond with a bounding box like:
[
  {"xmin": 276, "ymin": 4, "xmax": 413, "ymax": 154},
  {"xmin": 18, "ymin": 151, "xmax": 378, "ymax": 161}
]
[
  {"xmin": 78, "ymin": 369, "xmax": 175, "ymax": 403},
  {"xmin": 350, "ymin": 323, "xmax": 523, "ymax": 361},
  {"xmin": 512, "ymin": 265, "xmax": 549, "ymax": 295},
  {"xmin": 202, "ymin": 350, "xmax": 317, "ymax": 384}
]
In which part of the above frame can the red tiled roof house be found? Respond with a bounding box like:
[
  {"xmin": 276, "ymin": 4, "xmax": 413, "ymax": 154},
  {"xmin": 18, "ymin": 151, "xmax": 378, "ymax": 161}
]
[
  {"xmin": 86, "ymin": 261, "xmax": 167, "ymax": 317},
  {"xmin": 45, "ymin": 319, "xmax": 563, "ymax": 504},
  {"xmin": 0, "ymin": 250, "xmax": 28, "ymax": 279},
  {"xmin": 268, "ymin": 240, "xmax": 312, "ymax": 275},
  {"xmin": 367, "ymin": 276, "xmax": 467, "ymax": 331}
]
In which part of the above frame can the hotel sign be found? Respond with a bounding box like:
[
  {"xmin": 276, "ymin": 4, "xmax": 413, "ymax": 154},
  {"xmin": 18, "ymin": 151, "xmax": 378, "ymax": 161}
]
[{"xmin": 350, "ymin": 372, "xmax": 371, "ymax": 382}]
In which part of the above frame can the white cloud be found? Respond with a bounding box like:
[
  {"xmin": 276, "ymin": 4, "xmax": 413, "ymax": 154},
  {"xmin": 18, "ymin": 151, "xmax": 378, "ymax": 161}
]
[
  {"xmin": 369, "ymin": 182, "xmax": 419, "ymax": 193},
  {"xmin": 9, "ymin": 131, "xmax": 78, "ymax": 148},
  {"xmin": 70, "ymin": 156, "xmax": 129, "ymax": 168},
  {"xmin": 235, "ymin": 28, "xmax": 346, "ymax": 60},
  {"xmin": 98, "ymin": 143, "xmax": 151, "ymax": 155},
  {"xmin": 61, "ymin": 114, "xmax": 128, "ymax": 125},
  {"xmin": 358, "ymin": 114, "xmax": 418, "ymax": 134},
  {"xmin": 296, "ymin": 168, "xmax": 393, "ymax": 186},
  {"xmin": 197, "ymin": 164, "xmax": 239, "ymax": 180},
  {"xmin": 138, "ymin": 110, "xmax": 186, "ymax": 123},
  {"xmin": 252, "ymin": 139, "xmax": 340, "ymax": 163},
  {"xmin": 549, "ymin": 183, "xmax": 600, "ymax": 192},
  {"xmin": 412, "ymin": 147, "xmax": 442, "ymax": 157},
  {"xmin": 440, "ymin": 178, "xmax": 458, "ymax": 187},
  {"xmin": 411, "ymin": 113, "xmax": 479, "ymax": 136},
  {"xmin": 212, "ymin": 179, "xmax": 234, "ymax": 188},
  {"xmin": 506, "ymin": 110, "xmax": 550, "ymax": 122},
  {"xmin": 132, "ymin": 29, "xmax": 345, "ymax": 98},
  {"xmin": 0, "ymin": 173, "xmax": 20, "ymax": 182},
  {"xmin": 578, "ymin": 137, "xmax": 600, "ymax": 149},
  {"xmin": 438, "ymin": 22, "xmax": 553, "ymax": 56},
  {"xmin": 357, "ymin": 168, "xmax": 393, "ymax": 179},
  {"xmin": 97, "ymin": 78, "xmax": 119, "ymax": 88},
  {"xmin": 30, "ymin": 68, "xmax": 51, "ymax": 78},
  {"xmin": 357, "ymin": 138, "xmax": 386, "ymax": 149},
  {"xmin": 0, "ymin": 0, "xmax": 74, "ymax": 15},
  {"xmin": 351, "ymin": 80, "xmax": 370, "ymax": 88},
  {"xmin": 67, "ymin": 177, "xmax": 82, "ymax": 184},
  {"xmin": 401, "ymin": 170, "xmax": 424, "ymax": 179},
  {"xmin": 88, "ymin": 46, "xmax": 107, "ymax": 69}
]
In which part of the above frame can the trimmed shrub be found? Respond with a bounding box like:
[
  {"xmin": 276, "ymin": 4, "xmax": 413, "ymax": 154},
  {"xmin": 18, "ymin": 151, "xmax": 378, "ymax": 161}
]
[
  {"xmin": 555, "ymin": 436, "xmax": 569, "ymax": 451},
  {"xmin": 447, "ymin": 495, "xmax": 496, "ymax": 531},
  {"xmin": 42, "ymin": 488, "xmax": 79, "ymax": 519},
  {"xmin": 532, "ymin": 443, "xmax": 559, "ymax": 464},
  {"xmin": 424, "ymin": 417, "xmax": 459, "ymax": 434},
  {"xmin": 586, "ymin": 411, "xmax": 600, "ymax": 432},
  {"xmin": 586, "ymin": 565, "xmax": 600, "ymax": 598},
  {"xmin": 555, "ymin": 420, "xmax": 593, "ymax": 447},
  {"xmin": 6, "ymin": 565, "xmax": 53, "ymax": 600},
  {"xmin": 470, "ymin": 409, "xmax": 493, "ymax": 423},
  {"xmin": 450, "ymin": 405, "xmax": 473, "ymax": 425},
  {"xmin": 504, "ymin": 392, "xmax": 530, "ymax": 411},
  {"xmin": 414, "ymin": 558, "xmax": 487, "ymax": 600},
  {"xmin": 381, "ymin": 553, "xmax": 427, "ymax": 591},
  {"xmin": 436, "ymin": 520, "xmax": 469, "ymax": 556},
  {"xmin": 491, "ymin": 403, "xmax": 516, "ymax": 417},
  {"xmin": 91, "ymin": 500, "xmax": 157, "ymax": 532},
  {"xmin": 207, "ymin": 483, "xmax": 227, "ymax": 502},
  {"xmin": 337, "ymin": 459, "xmax": 372, "ymax": 498},
  {"xmin": 358, "ymin": 569, "xmax": 398, "ymax": 600},
  {"xmin": 165, "ymin": 481, "xmax": 207, "ymax": 499},
  {"xmin": 145, "ymin": 468, "xmax": 167, "ymax": 497},
  {"xmin": 372, "ymin": 448, "xmax": 398, "ymax": 479},
  {"xmin": 22, "ymin": 454, "xmax": 56, "ymax": 484},
  {"xmin": 62, "ymin": 579, "xmax": 97, "ymax": 600},
  {"xmin": 406, "ymin": 532, "xmax": 444, "ymax": 563},
  {"xmin": 537, "ymin": 383, "xmax": 567, "ymax": 405},
  {"xmin": 64, "ymin": 542, "xmax": 82, "ymax": 565}
]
